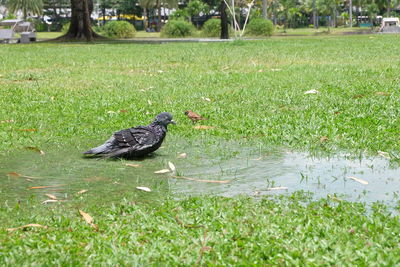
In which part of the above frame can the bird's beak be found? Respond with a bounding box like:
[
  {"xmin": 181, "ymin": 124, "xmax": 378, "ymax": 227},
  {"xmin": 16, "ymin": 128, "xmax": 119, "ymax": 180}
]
[{"xmin": 170, "ymin": 120, "xmax": 176, "ymax": 125}]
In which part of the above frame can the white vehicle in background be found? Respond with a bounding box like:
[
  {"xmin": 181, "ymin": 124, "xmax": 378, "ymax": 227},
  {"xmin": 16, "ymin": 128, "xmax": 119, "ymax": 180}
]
[{"xmin": 380, "ymin": 17, "xmax": 400, "ymax": 33}]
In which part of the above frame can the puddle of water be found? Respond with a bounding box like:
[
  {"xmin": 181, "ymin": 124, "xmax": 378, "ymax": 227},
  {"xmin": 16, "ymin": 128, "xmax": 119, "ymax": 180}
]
[
  {"xmin": 0, "ymin": 139, "xmax": 399, "ymax": 206},
  {"xmin": 172, "ymin": 149, "xmax": 400, "ymax": 205}
]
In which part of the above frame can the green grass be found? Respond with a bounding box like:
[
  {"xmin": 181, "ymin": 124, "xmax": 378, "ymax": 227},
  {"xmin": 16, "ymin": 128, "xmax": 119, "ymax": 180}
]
[
  {"xmin": 0, "ymin": 35, "xmax": 400, "ymax": 265},
  {"xmin": 1, "ymin": 193, "xmax": 399, "ymax": 265},
  {"xmin": 0, "ymin": 35, "xmax": 399, "ymax": 154}
]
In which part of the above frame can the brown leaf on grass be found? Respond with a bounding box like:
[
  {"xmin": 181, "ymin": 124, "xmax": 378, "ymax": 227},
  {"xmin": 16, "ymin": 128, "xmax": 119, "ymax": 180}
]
[
  {"xmin": 126, "ymin": 163, "xmax": 141, "ymax": 168},
  {"xmin": 172, "ymin": 175, "xmax": 231, "ymax": 184},
  {"xmin": 29, "ymin": 184, "xmax": 66, "ymax": 190},
  {"xmin": 352, "ymin": 94, "xmax": 365, "ymax": 99},
  {"xmin": 0, "ymin": 119, "xmax": 14, "ymax": 123},
  {"xmin": 7, "ymin": 223, "xmax": 48, "ymax": 232},
  {"xmin": 119, "ymin": 109, "xmax": 128, "ymax": 113},
  {"xmin": 25, "ymin": 146, "xmax": 45, "ymax": 155},
  {"xmin": 375, "ymin": 91, "xmax": 390, "ymax": 96},
  {"xmin": 45, "ymin": 194, "xmax": 57, "ymax": 200},
  {"xmin": 193, "ymin": 125, "xmax": 215, "ymax": 130},
  {"xmin": 320, "ymin": 136, "xmax": 329, "ymax": 143},
  {"xmin": 7, "ymin": 172, "xmax": 22, "ymax": 178},
  {"xmin": 77, "ymin": 189, "xmax": 88, "ymax": 195},
  {"xmin": 7, "ymin": 172, "xmax": 38, "ymax": 179},
  {"xmin": 79, "ymin": 210, "xmax": 98, "ymax": 231},
  {"xmin": 17, "ymin": 129, "xmax": 38, "ymax": 132},
  {"xmin": 347, "ymin": 176, "xmax": 369, "ymax": 185}
]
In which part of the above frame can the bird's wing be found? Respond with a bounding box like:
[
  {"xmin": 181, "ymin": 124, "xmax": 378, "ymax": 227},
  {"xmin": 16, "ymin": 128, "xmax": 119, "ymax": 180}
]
[{"xmin": 114, "ymin": 126, "xmax": 158, "ymax": 150}]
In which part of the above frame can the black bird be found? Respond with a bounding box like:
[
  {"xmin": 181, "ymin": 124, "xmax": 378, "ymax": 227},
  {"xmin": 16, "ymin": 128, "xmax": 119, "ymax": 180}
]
[{"xmin": 83, "ymin": 112, "xmax": 176, "ymax": 159}]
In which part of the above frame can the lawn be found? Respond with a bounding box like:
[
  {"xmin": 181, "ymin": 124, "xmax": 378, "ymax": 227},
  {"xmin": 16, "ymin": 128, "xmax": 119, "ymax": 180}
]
[{"xmin": 0, "ymin": 35, "xmax": 399, "ymax": 265}]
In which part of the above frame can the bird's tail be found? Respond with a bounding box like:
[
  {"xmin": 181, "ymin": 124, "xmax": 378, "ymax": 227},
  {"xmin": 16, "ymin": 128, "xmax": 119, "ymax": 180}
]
[{"xmin": 83, "ymin": 143, "xmax": 110, "ymax": 155}]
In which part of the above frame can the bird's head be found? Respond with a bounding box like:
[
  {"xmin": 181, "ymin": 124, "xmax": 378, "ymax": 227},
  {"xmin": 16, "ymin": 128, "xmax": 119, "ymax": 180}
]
[
  {"xmin": 154, "ymin": 112, "xmax": 176, "ymax": 126},
  {"xmin": 184, "ymin": 110, "xmax": 190, "ymax": 115}
]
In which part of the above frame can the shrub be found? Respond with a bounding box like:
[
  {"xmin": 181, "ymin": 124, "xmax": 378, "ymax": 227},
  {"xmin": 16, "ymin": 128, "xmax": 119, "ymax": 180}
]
[
  {"xmin": 246, "ymin": 18, "xmax": 274, "ymax": 36},
  {"xmin": 103, "ymin": 21, "xmax": 136, "ymax": 38},
  {"xmin": 202, "ymin": 18, "xmax": 221, "ymax": 37},
  {"xmin": 61, "ymin": 22, "xmax": 70, "ymax": 33},
  {"xmin": 161, "ymin": 20, "xmax": 193, "ymax": 37}
]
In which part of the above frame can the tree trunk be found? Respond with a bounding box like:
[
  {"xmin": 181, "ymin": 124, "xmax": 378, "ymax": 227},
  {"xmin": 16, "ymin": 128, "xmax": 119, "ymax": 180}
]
[
  {"xmin": 157, "ymin": 0, "xmax": 162, "ymax": 32},
  {"xmin": 58, "ymin": 0, "xmax": 102, "ymax": 41},
  {"xmin": 262, "ymin": 0, "xmax": 267, "ymax": 19},
  {"xmin": 349, "ymin": 0, "xmax": 352, "ymax": 27},
  {"xmin": 387, "ymin": 0, "xmax": 391, "ymax": 15},
  {"xmin": 312, "ymin": 0, "xmax": 317, "ymax": 28},
  {"xmin": 143, "ymin": 8, "xmax": 148, "ymax": 31},
  {"xmin": 220, "ymin": 0, "xmax": 229, "ymax": 39}
]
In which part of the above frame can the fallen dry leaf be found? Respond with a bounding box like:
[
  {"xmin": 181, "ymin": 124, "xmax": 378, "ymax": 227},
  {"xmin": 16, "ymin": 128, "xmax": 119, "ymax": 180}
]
[
  {"xmin": 25, "ymin": 146, "xmax": 45, "ymax": 155},
  {"xmin": 126, "ymin": 163, "xmax": 141, "ymax": 168},
  {"xmin": 147, "ymin": 100, "xmax": 152, "ymax": 105},
  {"xmin": 177, "ymin": 153, "xmax": 187, "ymax": 158},
  {"xmin": 154, "ymin": 169, "xmax": 171, "ymax": 174},
  {"xmin": 352, "ymin": 94, "xmax": 365, "ymax": 99},
  {"xmin": 7, "ymin": 172, "xmax": 38, "ymax": 179},
  {"xmin": 7, "ymin": 172, "xmax": 22, "ymax": 178},
  {"xmin": 258, "ymin": 69, "xmax": 264, "ymax": 73},
  {"xmin": 77, "ymin": 189, "xmax": 88, "ymax": 195},
  {"xmin": 378, "ymin": 151, "xmax": 390, "ymax": 159},
  {"xmin": 136, "ymin": 186, "xmax": 151, "ymax": 192},
  {"xmin": 320, "ymin": 136, "xmax": 329, "ymax": 143},
  {"xmin": 347, "ymin": 176, "xmax": 368, "ymax": 185},
  {"xmin": 375, "ymin": 91, "xmax": 390, "ymax": 96},
  {"xmin": 271, "ymin": 68, "xmax": 282, "ymax": 71},
  {"xmin": 267, "ymin": 186, "xmax": 288, "ymax": 191},
  {"xmin": 7, "ymin": 224, "xmax": 47, "ymax": 232},
  {"xmin": 304, "ymin": 89, "xmax": 319, "ymax": 95},
  {"xmin": 29, "ymin": 184, "xmax": 66, "ymax": 190},
  {"xmin": 193, "ymin": 125, "xmax": 215, "ymax": 130},
  {"xmin": 201, "ymin": 97, "xmax": 211, "ymax": 102},
  {"xmin": 168, "ymin": 161, "xmax": 176, "ymax": 172},
  {"xmin": 17, "ymin": 129, "xmax": 37, "ymax": 132},
  {"xmin": 0, "ymin": 119, "xmax": 14, "ymax": 123},
  {"xmin": 79, "ymin": 210, "xmax": 98, "ymax": 231},
  {"xmin": 119, "ymin": 109, "xmax": 128, "ymax": 113},
  {"xmin": 45, "ymin": 194, "xmax": 57, "ymax": 200},
  {"xmin": 107, "ymin": 110, "xmax": 117, "ymax": 114},
  {"xmin": 172, "ymin": 175, "xmax": 231, "ymax": 184}
]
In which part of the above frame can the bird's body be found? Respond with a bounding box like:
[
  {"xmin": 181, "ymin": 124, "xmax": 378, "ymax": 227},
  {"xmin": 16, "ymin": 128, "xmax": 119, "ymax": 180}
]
[
  {"xmin": 83, "ymin": 112, "xmax": 175, "ymax": 159},
  {"xmin": 184, "ymin": 110, "xmax": 207, "ymax": 123}
]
